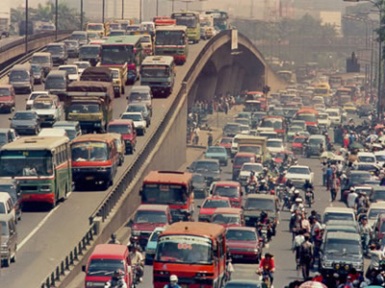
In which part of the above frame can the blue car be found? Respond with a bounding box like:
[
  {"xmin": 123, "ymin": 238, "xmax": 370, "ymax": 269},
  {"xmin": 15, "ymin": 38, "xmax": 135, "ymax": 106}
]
[
  {"xmin": 204, "ymin": 146, "xmax": 229, "ymax": 166},
  {"xmin": 145, "ymin": 227, "xmax": 165, "ymax": 265}
]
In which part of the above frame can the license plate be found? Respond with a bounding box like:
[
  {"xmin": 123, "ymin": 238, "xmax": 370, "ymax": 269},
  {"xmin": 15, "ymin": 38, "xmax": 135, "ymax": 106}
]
[
  {"xmin": 181, "ymin": 285, "xmax": 188, "ymax": 288},
  {"xmin": 232, "ymin": 255, "xmax": 242, "ymax": 259},
  {"xmin": 86, "ymin": 176, "xmax": 94, "ymax": 180},
  {"xmin": 23, "ymin": 195, "xmax": 31, "ymax": 199}
]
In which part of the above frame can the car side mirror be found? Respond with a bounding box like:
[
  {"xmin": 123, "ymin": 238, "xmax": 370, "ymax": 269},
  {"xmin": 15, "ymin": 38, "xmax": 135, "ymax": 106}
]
[
  {"xmin": 82, "ymin": 265, "xmax": 86, "ymax": 272},
  {"xmin": 197, "ymin": 205, "xmax": 201, "ymax": 209},
  {"xmin": 128, "ymin": 219, "xmax": 134, "ymax": 227}
]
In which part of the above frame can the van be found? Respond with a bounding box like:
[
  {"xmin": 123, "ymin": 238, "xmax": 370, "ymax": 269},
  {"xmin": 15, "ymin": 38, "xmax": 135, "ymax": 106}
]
[
  {"xmin": 127, "ymin": 85, "xmax": 153, "ymax": 113},
  {"xmin": 323, "ymin": 207, "xmax": 356, "ymax": 224},
  {"xmin": 8, "ymin": 63, "xmax": 34, "ymax": 94},
  {"xmin": 44, "ymin": 70, "xmax": 69, "ymax": 99},
  {"xmin": 53, "ymin": 121, "xmax": 82, "ymax": 141},
  {"xmin": 38, "ymin": 128, "xmax": 68, "ymax": 138},
  {"xmin": 69, "ymin": 31, "xmax": 88, "ymax": 46},
  {"xmin": 82, "ymin": 244, "xmax": 133, "ymax": 287},
  {"xmin": 46, "ymin": 42, "xmax": 68, "ymax": 65},
  {"xmin": 0, "ymin": 192, "xmax": 16, "ymax": 222},
  {"xmin": 0, "ymin": 214, "xmax": 17, "ymax": 267},
  {"xmin": 30, "ymin": 52, "xmax": 53, "ymax": 76},
  {"xmin": 211, "ymin": 207, "xmax": 244, "ymax": 227}
]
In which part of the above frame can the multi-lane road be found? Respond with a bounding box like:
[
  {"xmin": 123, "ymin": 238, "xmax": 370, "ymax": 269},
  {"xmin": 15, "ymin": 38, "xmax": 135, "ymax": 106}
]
[{"xmin": 0, "ymin": 40, "xmax": 208, "ymax": 287}]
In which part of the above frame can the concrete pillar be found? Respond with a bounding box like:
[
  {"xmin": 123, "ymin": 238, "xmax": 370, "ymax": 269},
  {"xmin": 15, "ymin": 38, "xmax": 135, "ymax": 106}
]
[
  {"xmin": 235, "ymin": 68, "xmax": 246, "ymax": 92},
  {"xmin": 216, "ymin": 66, "xmax": 232, "ymax": 96},
  {"xmin": 229, "ymin": 65, "xmax": 240, "ymax": 95},
  {"xmin": 187, "ymin": 82, "xmax": 199, "ymax": 108},
  {"xmin": 194, "ymin": 74, "xmax": 218, "ymax": 104}
]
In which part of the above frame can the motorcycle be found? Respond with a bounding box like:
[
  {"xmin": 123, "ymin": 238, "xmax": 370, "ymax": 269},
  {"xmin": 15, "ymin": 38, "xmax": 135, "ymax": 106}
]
[
  {"xmin": 132, "ymin": 263, "xmax": 144, "ymax": 287},
  {"xmin": 257, "ymin": 268, "xmax": 272, "ymax": 288},
  {"xmin": 305, "ymin": 189, "xmax": 313, "ymax": 208},
  {"xmin": 282, "ymin": 191, "xmax": 291, "ymax": 211},
  {"xmin": 247, "ymin": 182, "xmax": 257, "ymax": 194}
]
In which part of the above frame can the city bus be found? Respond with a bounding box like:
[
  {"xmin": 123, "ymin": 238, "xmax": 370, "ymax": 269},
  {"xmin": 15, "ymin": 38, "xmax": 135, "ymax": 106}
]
[
  {"xmin": 0, "ymin": 136, "xmax": 72, "ymax": 209},
  {"xmin": 99, "ymin": 35, "xmax": 144, "ymax": 85},
  {"xmin": 154, "ymin": 25, "xmax": 188, "ymax": 65},
  {"xmin": 205, "ymin": 10, "xmax": 229, "ymax": 31},
  {"xmin": 153, "ymin": 222, "xmax": 227, "ymax": 288},
  {"xmin": 140, "ymin": 171, "xmax": 194, "ymax": 222},
  {"xmin": 140, "ymin": 56, "xmax": 176, "ymax": 97},
  {"xmin": 171, "ymin": 11, "xmax": 200, "ymax": 43}
]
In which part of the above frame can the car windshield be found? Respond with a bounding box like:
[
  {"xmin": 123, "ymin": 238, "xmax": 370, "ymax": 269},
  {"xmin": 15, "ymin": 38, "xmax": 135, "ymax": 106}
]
[
  {"xmin": 214, "ymin": 186, "xmax": 238, "ymax": 197},
  {"xmin": 242, "ymin": 164, "xmax": 263, "ymax": 172},
  {"xmin": 207, "ymin": 147, "xmax": 225, "ymax": 154},
  {"xmin": 244, "ymin": 198, "xmax": 275, "ymax": 211},
  {"xmin": 293, "ymin": 137, "xmax": 306, "ymax": 144},
  {"xmin": 296, "ymin": 114, "xmax": 316, "ymax": 122},
  {"xmin": 127, "ymin": 105, "xmax": 146, "ymax": 113},
  {"xmin": 87, "ymin": 259, "xmax": 125, "ymax": 276},
  {"xmin": 13, "ymin": 112, "xmax": 35, "ymax": 120},
  {"xmin": 261, "ymin": 120, "xmax": 282, "ymax": 129},
  {"xmin": 212, "ymin": 214, "xmax": 240, "ymax": 225},
  {"xmin": 267, "ymin": 141, "xmax": 282, "ymax": 148},
  {"xmin": 192, "ymin": 174, "xmax": 205, "ymax": 183},
  {"xmin": 47, "ymin": 46, "xmax": 64, "ymax": 53},
  {"xmin": 45, "ymin": 77, "xmax": 65, "ymax": 89},
  {"xmin": 220, "ymin": 138, "xmax": 232, "ymax": 144},
  {"xmin": 31, "ymin": 56, "xmax": 48, "ymax": 64},
  {"xmin": 32, "ymin": 100, "xmax": 53, "ymax": 110},
  {"xmin": 122, "ymin": 114, "xmax": 143, "ymax": 121},
  {"xmin": 318, "ymin": 114, "xmax": 328, "ymax": 120},
  {"xmin": 288, "ymin": 167, "xmax": 309, "ymax": 174},
  {"xmin": 202, "ymin": 199, "xmax": 230, "ymax": 208},
  {"xmin": 324, "ymin": 239, "xmax": 360, "ymax": 255},
  {"xmin": 0, "ymin": 88, "xmax": 11, "ymax": 96},
  {"xmin": 308, "ymin": 138, "xmax": 323, "ymax": 145},
  {"xmin": 68, "ymin": 103, "xmax": 99, "ymax": 113},
  {"xmin": 9, "ymin": 71, "xmax": 28, "ymax": 81},
  {"xmin": 350, "ymin": 173, "xmax": 371, "ymax": 184},
  {"xmin": 358, "ymin": 156, "xmax": 375, "ymax": 163},
  {"xmin": 195, "ymin": 161, "xmax": 219, "ymax": 172},
  {"xmin": 226, "ymin": 229, "xmax": 257, "ymax": 241},
  {"xmin": 223, "ymin": 124, "xmax": 240, "ymax": 133},
  {"xmin": 0, "ymin": 184, "xmax": 17, "ymax": 203},
  {"xmin": 324, "ymin": 213, "xmax": 354, "ymax": 223},
  {"xmin": 376, "ymin": 155, "xmax": 385, "ymax": 162},
  {"xmin": 75, "ymin": 62, "xmax": 90, "ymax": 69},
  {"xmin": 327, "ymin": 111, "xmax": 339, "ymax": 117},
  {"xmin": 134, "ymin": 210, "xmax": 167, "ymax": 223},
  {"xmin": 59, "ymin": 67, "xmax": 77, "ymax": 74},
  {"xmin": 369, "ymin": 208, "xmax": 385, "ymax": 219},
  {"xmin": 108, "ymin": 124, "xmax": 132, "ymax": 134},
  {"xmin": 0, "ymin": 202, "xmax": 6, "ymax": 214},
  {"xmin": 129, "ymin": 92, "xmax": 150, "ymax": 101},
  {"xmin": 289, "ymin": 126, "xmax": 302, "ymax": 133},
  {"xmin": 234, "ymin": 157, "xmax": 252, "ymax": 166}
]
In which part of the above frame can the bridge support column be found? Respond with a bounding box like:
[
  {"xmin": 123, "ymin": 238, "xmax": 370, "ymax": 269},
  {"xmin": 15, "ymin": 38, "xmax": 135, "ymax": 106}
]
[
  {"xmin": 187, "ymin": 82, "xmax": 199, "ymax": 108},
  {"xmin": 235, "ymin": 68, "xmax": 246, "ymax": 92}
]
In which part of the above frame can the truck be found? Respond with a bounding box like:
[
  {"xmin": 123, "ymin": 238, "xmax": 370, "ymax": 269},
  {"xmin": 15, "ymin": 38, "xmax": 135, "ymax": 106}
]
[
  {"xmin": 0, "ymin": 0, "xmax": 10, "ymax": 38},
  {"xmin": 236, "ymin": 136, "xmax": 268, "ymax": 162},
  {"xmin": 64, "ymin": 81, "xmax": 114, "ymax": 133}
]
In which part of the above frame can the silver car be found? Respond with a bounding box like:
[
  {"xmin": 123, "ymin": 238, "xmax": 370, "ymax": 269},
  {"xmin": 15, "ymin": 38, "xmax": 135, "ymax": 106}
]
[{"xmin": 0, "ymin": 214, "xmax": 17, "ymax": 267}]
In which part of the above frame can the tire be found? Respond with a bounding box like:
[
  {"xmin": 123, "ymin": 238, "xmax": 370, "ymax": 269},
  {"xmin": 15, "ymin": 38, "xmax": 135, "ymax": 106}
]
[
  {"xmin": 3, "ymin": 255, "xmax": 10, "ymax": 267},
  {"xmin": 63, "ymin": 185, "xmax": 69, "ymax": 201},
  {"xmin": 11, "ymin": 251, "xmax": 16, "ymax": 263}
]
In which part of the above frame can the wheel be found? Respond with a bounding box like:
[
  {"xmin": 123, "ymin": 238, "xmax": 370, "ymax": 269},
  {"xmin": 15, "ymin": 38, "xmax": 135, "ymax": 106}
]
[
  {"xmin": 11, "ymin": 251, "xmax": 16, "ymax": 263},
  {"xmin": 3, "ymin": 255, "xmax": 10, "ymax": 267},
  {"xmin": 63, "ymin": 185, "xmax": 69, "ymax": 201}
]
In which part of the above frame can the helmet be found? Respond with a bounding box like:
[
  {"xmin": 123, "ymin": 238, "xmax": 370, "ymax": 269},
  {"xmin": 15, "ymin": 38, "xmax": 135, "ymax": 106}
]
[
  {"xmin": 294, "ymin": 189, "xmax": 300, "ymax": 194},
  {"xmin": 114, "ymin": 269, "xmax": 124, "ymax": 277},
  {"xmin": 295, "ymin": 198, "xmax": 303, "ymax": 203},
  {"xmin": 250, "ymin": 171, "xmax": 255, "ymax": 176},
  {"xmin": 170, "ymin": 275, "xmax": 178, "ymax": 282},
  {"xmin": 260, "ymin": 211, "xmax": 267, "ymax": 219}
]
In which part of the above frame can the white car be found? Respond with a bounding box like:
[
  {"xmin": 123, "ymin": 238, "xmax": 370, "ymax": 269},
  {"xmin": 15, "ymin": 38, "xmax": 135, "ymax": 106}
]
[
  {"xmin": 286, "ymin": 165, "xmax": 314, "ymax": 188},
  {"xmin": 58, "ymin": 64, "xmax": 79, "ymax": 81},
  {"xmin": 73, "ymin": 61, "xmax": 91, "ymax": 74},
  {"xmin": 39, "ymin": 128, "xmax": 68, "ymax": 138},
  {"xmin": 266, "ymin": 139, "xmax": 284, "ymax": 154},
  {"xmin": 26, "ymin": 91, "xmax": 49, "ymax": 110},
  {"xmin": 325, "ymin": 108, "xmax": 341, "ymax": 125},
  {"xmin": 121, "ymin": 112, "xmax": 147, "ymax": 136},
  {"xmin": 375, "ymin": 151, "xmax": 385, "ymax": 167},
  {"xmin": 317, "ymin": 112, "xmax": 331, "ymax": 129},
  {"xmin": 357, "ymin": 151, "xmax": 376, "ymax": 164},
  {"xmin": 238, "ymin": 162, "xmax": 264, "ymax": 186}
]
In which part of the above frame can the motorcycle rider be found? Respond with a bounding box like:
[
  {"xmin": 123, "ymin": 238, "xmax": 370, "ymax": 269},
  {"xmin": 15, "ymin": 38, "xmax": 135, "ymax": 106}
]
[
  {"xmin": 247, "ymin": 171, "xmax": 258, "ymax": 193},
  {"xmin": 359, "ymin": 216, "xmax": 372, "ymax": 255},
  {"xmin": 108, "ymin": 233, "xmax": 121, "ymax": 244},
  {"xmin": 257, "ymin": 211, "xmax": 274, "ymax": 240},
  {"xmin": 259, "ymin": 179, "xmax": 268, "ymax": 193},
  {"xmin": 129, "ymin": 244, "xmax": 144, "ymax": 283},
  {"xmin": 290, "ymin": 190, "xmax": 302, "ymax": 207},
  {"xmin": 164, "ymin": 275, "xmax": 182, "ymax": 288},
  {"xmin": 105, "ymin": 269, "xmax": 127, "ymax": 288},
  {"xmin": 366, "ymin": 243, "xmax": 385, "ymax": 282},
  {"xmin": 257, "ymin": 253, "xmax": 275, "ymax": 286},
  {"xmin": 276, "ymin": 172, "xmax": 286, "ymax": 185}
]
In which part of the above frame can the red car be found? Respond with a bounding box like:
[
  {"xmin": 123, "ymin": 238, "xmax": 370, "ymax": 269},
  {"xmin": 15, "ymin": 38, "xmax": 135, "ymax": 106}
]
[
  {"xmin": 197, "ymin": 195, "xmax": 231, "ymax": 222},
  {"xmin": 0, "ymin": 85, "xmax": 15, "ymax": 113},
  {"xmin": 218, "ymin": 137, "xmax": 232, "ymax": 155},
  {"xmin": 130, "ymin": 204, "xmax": 172, "ymax": 249},
  {"xmin": 211, "ymin": 181, "xmax": 242, "ymax": 207},
  {"xmin": 107, "ymin": 119, "xmax": 137, "ymax": 154},
  {"xmin": 291, "ymin": 136, "xmax": 307, "ymax": 155},
  {"xmin": 226, "ymin": 226, "xmax": 261, "ymax": 263}
]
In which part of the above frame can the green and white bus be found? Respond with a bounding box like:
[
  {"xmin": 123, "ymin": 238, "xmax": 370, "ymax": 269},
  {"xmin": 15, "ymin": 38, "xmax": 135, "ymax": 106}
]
[
  {"xmin": 171, "ymin": 11, "xmax": 200, "ymax": 43},
  {"xmin": 0, "ymin": 136, "xmax": 72, "ymax": 209}
]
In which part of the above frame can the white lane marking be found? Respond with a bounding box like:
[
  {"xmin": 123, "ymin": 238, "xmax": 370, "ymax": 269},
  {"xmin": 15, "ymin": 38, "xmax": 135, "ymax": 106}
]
[{"xmin": 18, "ymin": 205, "xmax": 59, "ymax": 250}]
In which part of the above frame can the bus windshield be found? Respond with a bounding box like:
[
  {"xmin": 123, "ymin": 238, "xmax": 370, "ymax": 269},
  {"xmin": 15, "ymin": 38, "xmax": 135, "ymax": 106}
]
[
  {"xmin": 101, "ymin": 45, "xmax": 133, "ymax": 65},
  {"xmin": 175, "ymin": 16, "xmax": 197, "ymax": 28},
  {"xmin": 155, "ymin": 235, "xmax": 212, "ymax": 264},
  {"xmin": 72, "ymin": 142, "xmax": 108, "ymax": 162},
  {"xmin": 142, "ymin": 183, "xmax": 187, "ymax": 204},
  {"xmin": 0, "ymin": 150, "xmax": 53, "ymax": 177},
  {"xmin": 87, "ymin": 24, "xmax": 103, "ymax": 31},
  {"xmin": 155, "ymin": 31, "xmax": 185, "ymax": 45},
  {"xmin": 141, "ymin": 66, "xmax": 169, "ymax": 77},
  {"xmin": 87, "ymin": 259, "xmax": 124, "ymax": 276}
]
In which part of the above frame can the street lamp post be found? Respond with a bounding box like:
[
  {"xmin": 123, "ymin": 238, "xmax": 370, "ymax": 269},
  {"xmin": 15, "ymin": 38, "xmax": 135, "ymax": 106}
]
[
  {"xmin": 55, "ymin": 0, "xmax": 58, "ymax": 41},
  {"xmin": 80, "ymin": 0, "xmax": 83, "ymax": 30},
  {"xmin": 156, "ymin": 0, "xmax": 159, "ymax": 16},
  {"xmin": 102, "ymin": 0, "xmax": 105, "ymax": 23},
  {"xmin": 122, "ymin": 0, "xmax": 124, "ymax": 19},
  {"xmin": 25, "ymin": 0, "xmax": 28, "ymax": 53}
]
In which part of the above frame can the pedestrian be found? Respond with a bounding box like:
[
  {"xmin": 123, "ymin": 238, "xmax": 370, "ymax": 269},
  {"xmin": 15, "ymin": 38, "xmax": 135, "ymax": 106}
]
[
  {"xmin": 299, "ymin": 233, "xmax": 314, "ymax": 280},
  {"xmin": 292, "ymin": 229, "xmax": 305, "ymax": 269}
]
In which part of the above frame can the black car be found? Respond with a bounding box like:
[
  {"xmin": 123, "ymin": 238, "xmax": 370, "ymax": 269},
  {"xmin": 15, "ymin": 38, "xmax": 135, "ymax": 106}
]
[
  {"xmin": 357, "ymin": 104, "xmax": 373, "ymax": 118},
  {"xmin": 31, "ymin": 64, "xmax": 45, "ymax": 84},
  {"xmin": 0, "ymin": 179, "xmax": 21, "ymax": 221},
  {"xmin": 191, "ymin": 173, "xmax": 208, "ymax": 198},
  {"xmin": 9, "ymin": 111, "xmax": 41, "ymax": 135},
  {"xmin": 188, "ymin": 159, "xmax": 221, "ymax": 186}
]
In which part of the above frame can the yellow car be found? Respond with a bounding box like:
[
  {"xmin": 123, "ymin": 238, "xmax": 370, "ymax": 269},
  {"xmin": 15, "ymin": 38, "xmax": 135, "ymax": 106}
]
[
  {"xmin": 110, "ymin": 68, "xmax": 125, "ymax": 98},
  {"xmin": 343, "ymin": 102, "xmax": 357, "ymax": 114}
]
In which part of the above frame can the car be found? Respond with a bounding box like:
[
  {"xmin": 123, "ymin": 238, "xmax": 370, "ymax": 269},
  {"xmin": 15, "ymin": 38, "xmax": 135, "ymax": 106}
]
[
  {"xmin": 357, "ymin": 104, "xmax": 373, "ymax": 118},
  {"xmin": 120, "ymin": 112, "xmax": 147, "ymax": 135},
  {"xmin": 129, "ymin": 204, "xmax": 171, "ymax": 250},
  {"xmin": 25, "ymin": 91, "xmax": 49, "ymax": 110},
  {"xmin": 218, "ymin": 137, "xmax": 232, "ymax": 155},
  {"xmin": 286, "ymin": 125, "xmax": 304, "ymax": 143},
  {"xmin": 370, "ymin": 186, "xmax": 385, "ymax": 203},
  {"xmin": 234, "ymin": 117, "xmax": 251, "ymax": 127},
  {"xmin": 238, "ymin": 162, "xmax": 263, "ymax": 187},
  {"xmin": 224, "ymin": 280, "xmax": 263, "ymax": 288},
  {"xmin": 0, "ymin": 128, "xmax": 17, "ymax": 148},
  {"xmin": 31, "ymin": 64, "xmax": 45, "ymax": 84},
  {"xmin": 243, "ymin": 194, "xmax": 279, "ymax": 228},
  {"xmin": 211, "ymin": 207, "xmax": 244, "ymax": 228},
  {"xmin": 46, "ymin": 42, "xmax": 68, "ymax": 65},
  {"xmin": 341, "ymin": 171, "xmax": 372, "ymax": 201},
  {"xmin": 0, "ymin": 179, "xmax": 21, "ymax": 221},
  {"xmin": 210, "ymin": 181, "xmax": 242, "ymax": 207},
  {"xmin": 0, "ymin": 214, "xmax": 17, "ymax": 267},
  {"xmin": 9, "ymin": 111, "xmax": 41, "ymax": 135},
  {"xmin": 30, "ymin": 95, "xmax": 62, "ymax": 127},
  {"xmin": 197, "ymin": 195, "xmax": 231, "ymax": 222},
  {"xmin": 304, "ymin": 134, "xmax": 326, "ymax": 158},
  {"xmin": 125, "ymin": 103, "xmax": 151, "ymax": 127},
  {"xmin": 367, "ymin": 202, "xmax": 385, "ymax": 228},
  {"xmin": 58, "ymin": 65, "xmax": 79, "ymax": 82},
  {"xmin": 107, "ymin": 119, "xmax": 137, "ymax": 154},
  {"xmin": 145, "ymin": 227, "xmax": 165, "ymax": 264},
  {"xmin": 73, "ymin": 61, "xmax": 91, "ymax": 74},
  {"xmin": 0, "ymin": 85, "xmax": 15, "ymax": 113},
  {"xmin": 285, "ymin": 165, "xmax": 314, "ymax": 188},
  {"xmin": 188, "ymin": 159, "xmax": 221, "ymax": 185},
  {"xmin": 204, "ymin": 146, "xmax": 229, "ymax": 166},
  {"xmin": 353, "ymin": 163, "xmax": 381, "ymax": 175},
  {"xmin": 375, "ymin": 151, "xmax": 385, "ymax": 167},
  {"xmin": 232, "ymin": 152, "xmax": 257, "ymax": 181},
  {"xmin": 319, "ymin": 232, "xmax": 363, "ymax": 277},
  {"xmin": 191, "ymin": 173, "xmax": 208, "ymax": 199},
  {"xmin": 317, "ymin": 112, "xmax": 331, "ymax": 129},
  {"xmin": 291, "ymin": 136, "xmax": 307, "ymax": 155},
  {"xmin": 325, "ymin": 108, "xmax": 341, "ymax": 125},
  {"xmin": 343, "ymin": 102, "xmax": 357, "ymax": 114},
  {"xmin": 357, "ymin": 151, "xmax": 376, "ymax": 164},
  {"xmin": 225, "ymin": 227, "xmax": 261, "ymax": 263},
  {"xmin": 323, "ymin": 207, "xmax": 356, "ymax": 224},
  {"xmin": 64, "ymin": 39, "xmax": 80, "ymax": 58},
  {"xmin": 266, "ymin": 138, "xmax": 284, "ymax": 154},
  {"xmin": 127, "ymin": 85, "xmax": 153, "ymax": 113},
  {"xmin": 53, "ymin": 120, "xmax": 82, "ymax": 141},
  {"xmin": 223, "ymin": 122, "xmax": 242, "ymax": 138}
]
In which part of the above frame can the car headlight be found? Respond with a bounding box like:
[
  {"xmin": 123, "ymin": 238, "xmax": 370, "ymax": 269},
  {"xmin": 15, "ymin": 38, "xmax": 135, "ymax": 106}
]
[
  {"xmin": 97, "ymin": 167, "xmax": 107, "ymax": 171},
  {"xmin": 322, "ymin": 260, "xmax": 332, "ymax": 268}
]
